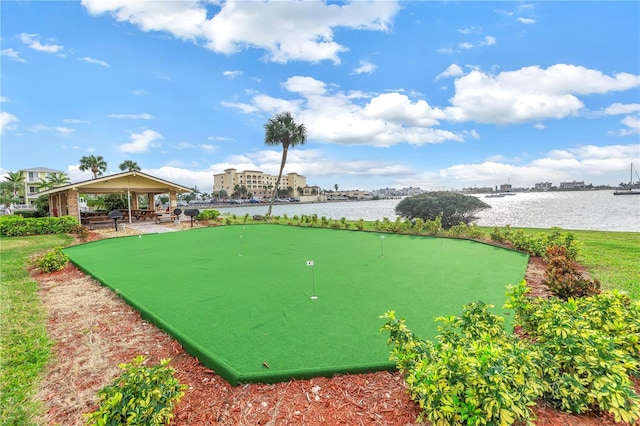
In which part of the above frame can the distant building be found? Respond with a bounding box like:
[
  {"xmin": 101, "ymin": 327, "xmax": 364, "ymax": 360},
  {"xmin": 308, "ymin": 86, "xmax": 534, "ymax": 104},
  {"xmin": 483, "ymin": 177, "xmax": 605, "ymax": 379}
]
[
  {"xmin": 559, "ymin": 180, "xmax": 586, "ymax": 189},
  {"xmin": 334, "ymin": 190, "xmax": 371, "ymax": 200},
  {"xmin": 213, "ymin": 168, "xmax": 307, "ymax": 198},
  {"xmin": 499, "ymin": 183, "xmax": 513, "ymax": 192},
  {"xmin": 535, "ymin": 182, "xmax": 553, "ymax": 191},
  {"xmin": 19, "ymin": 167, "xmax": 64, "ymax": 206}
]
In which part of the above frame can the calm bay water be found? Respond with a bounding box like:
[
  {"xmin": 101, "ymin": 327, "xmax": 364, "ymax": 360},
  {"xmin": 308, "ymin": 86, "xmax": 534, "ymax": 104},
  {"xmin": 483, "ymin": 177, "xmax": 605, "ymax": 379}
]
[{"xmin": 214, "ymin": 190, "xmax": 640, "ymax": 232}]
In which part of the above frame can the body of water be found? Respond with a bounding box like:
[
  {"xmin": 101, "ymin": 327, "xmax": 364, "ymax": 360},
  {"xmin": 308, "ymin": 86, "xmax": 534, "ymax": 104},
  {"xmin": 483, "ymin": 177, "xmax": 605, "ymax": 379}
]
[{"xmin": 212, "ymin": 190, "xmax": 640, "ymax": 232}]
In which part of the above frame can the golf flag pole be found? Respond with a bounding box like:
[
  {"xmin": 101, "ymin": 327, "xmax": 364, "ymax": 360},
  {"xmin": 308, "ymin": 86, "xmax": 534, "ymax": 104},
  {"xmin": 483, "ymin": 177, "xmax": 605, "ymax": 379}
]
[
  {"xmin": 306, "ymin": 260, "xmax": 317, "ymax": 299},
  {"xmin": 239, "ymin": 234, "xmax": 243, "ymax": 256},
  {"xmin": 380, "ymin": 235, "xmax": 385, "ymax": 257}
]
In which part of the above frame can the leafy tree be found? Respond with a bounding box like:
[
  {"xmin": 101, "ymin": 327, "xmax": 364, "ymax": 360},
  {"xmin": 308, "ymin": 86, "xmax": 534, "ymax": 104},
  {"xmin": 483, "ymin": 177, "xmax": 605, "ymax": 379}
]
[
  {"xmin": 47, "ymin": 172, "xmax": 70, "ymax": 187},
  {"xmin": 118, "ymin": 160, "xmax": 141, "ymax": 172},
  {"xmin": 263, "ymin": 111, "xmax": 307, "ymax": 216},
  {"xmin": 79, "ymin": 155, "xmax": 108, "ymax": 179},
  {"xmin": 103, "ymin": 193, "xmax": 127, "ymax": 211},
  {"xmin": 34, "ymin": 195, "xmax": 50, "ymax": 217},
  {"xmin": 4, "ymin": 171, "xmax": 25, "ymax": 198},
  {"xmin": 334, "ymin": 184, "xmax": 338, "ymax": 192},
  {"xmin": 395, "ymin": 191, "xmax": 490, "ymax": 229},
  {"xmin": 297, "ymin": 186, "xmax": 304, "ymax": 196}
]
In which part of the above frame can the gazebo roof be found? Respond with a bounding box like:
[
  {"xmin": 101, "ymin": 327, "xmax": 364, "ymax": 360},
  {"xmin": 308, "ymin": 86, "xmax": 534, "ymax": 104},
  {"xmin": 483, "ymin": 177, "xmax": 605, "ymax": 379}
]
[{"xmin": 38, "ymin": 171, "xmax": 192, "ymax": 196}]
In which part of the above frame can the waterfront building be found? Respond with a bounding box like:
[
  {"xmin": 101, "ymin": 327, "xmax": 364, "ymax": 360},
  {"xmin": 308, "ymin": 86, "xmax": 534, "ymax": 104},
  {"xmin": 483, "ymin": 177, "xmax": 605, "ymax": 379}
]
[
  {"xmin": 213, "ymin": 168, "xmax": 307, "ymax": 198},
  {"xmin": 19, "ymin": 167, "xmax": 64, "ymax": 206}
]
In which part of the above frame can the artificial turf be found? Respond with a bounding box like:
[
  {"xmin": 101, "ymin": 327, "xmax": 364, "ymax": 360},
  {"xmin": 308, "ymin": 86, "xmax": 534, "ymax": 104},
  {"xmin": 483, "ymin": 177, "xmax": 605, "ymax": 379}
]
[{"xmin": 64, "ymin": 224, "xmax": 529, "ymax": 385}]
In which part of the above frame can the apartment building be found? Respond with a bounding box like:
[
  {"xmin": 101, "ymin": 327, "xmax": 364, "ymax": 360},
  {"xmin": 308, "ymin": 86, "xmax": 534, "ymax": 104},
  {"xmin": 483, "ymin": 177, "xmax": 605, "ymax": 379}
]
[
  {"xmin": 19, "ymin": 167, "xmax": 64, "ymax": 206},
  {"xmin": 213, "ymin": 168, "xmax": 307, "ymax": 198}
]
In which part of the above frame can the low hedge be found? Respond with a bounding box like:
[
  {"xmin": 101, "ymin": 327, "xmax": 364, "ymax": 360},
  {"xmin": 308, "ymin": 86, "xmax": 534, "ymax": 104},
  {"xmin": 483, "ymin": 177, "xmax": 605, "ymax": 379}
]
[{"xmin": 0, "ymin": 215, "xmax": 80, "ymax": 237}]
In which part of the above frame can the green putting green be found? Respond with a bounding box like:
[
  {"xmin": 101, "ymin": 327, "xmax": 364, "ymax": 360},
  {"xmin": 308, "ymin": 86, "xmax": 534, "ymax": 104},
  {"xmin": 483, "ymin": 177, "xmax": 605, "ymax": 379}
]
[{"xmin": 64, "ymin": 224, "xmax": 529, "ymax": 385}]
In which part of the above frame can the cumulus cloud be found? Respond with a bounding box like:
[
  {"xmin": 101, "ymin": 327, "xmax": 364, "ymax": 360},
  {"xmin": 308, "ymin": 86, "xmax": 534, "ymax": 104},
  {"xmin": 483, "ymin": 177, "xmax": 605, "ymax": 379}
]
[
  {"xmin": 518, "ymin": 17, "xmax": 536, "ymax": 24},
  {"xmin": 436, "ymin": 64, "xmax": 464, "ymax": 80},
  {"xmin": 108, "ymin": 113, "xmax": 155, "ymax": 120},
  {"xmin": 63, "ymin": 118, "xmax": 91, "ymax": 124},
  {"xmin": 1, "ymin": 112, "xmax": 18, "ymax": 134},
  {"xmin": 79, "ymin": 56, "xmax": 110, "ymax": 67},
  {"xmin": 611, "ymin": 115, "xmax": 640, "ymax": 136},
  {"xmin": 600, "ymin": 103, "xmax": 640, "ymax": 115},
  {"xmin": 19, "ymin": 33, "xmax": 63, "ymax": 53},
  {"xmin": 0, "ymin": 96, "xmax": 9, "ymax": 102},
  {"xmin": 224, "ymin": 75, "xmax": 462, "ymax": 147},
  {"xmin": 445, "ymin": 64, "xmax": 640, "ymax": 124},
  {"xmin": 132, "ymin": 89, "xmax": 148, "ymax": 96},
  {"xmin": 118, "ymin": 129, "xmax": 163, "ymax": 153},
  {"xmin": 1, "ymin": 48, "xmax": 26, "ymax": 63},
  {"xmin": 353, "ymin": 59, "xmax": 377, "ymax": 75},
  {"xmin": 81, "ymin": 0, "xmax": 400, "ymax": 63},
  {"xmin": 223, "ymin": 70, "xmax": 243, "ymax": 79}
]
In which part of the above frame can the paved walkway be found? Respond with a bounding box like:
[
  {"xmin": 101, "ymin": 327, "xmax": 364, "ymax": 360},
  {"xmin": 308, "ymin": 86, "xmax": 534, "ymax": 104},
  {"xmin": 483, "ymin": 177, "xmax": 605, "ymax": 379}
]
[{"xmin": 122, "ymin": 221, "xmax": 180, "ymax": 234}]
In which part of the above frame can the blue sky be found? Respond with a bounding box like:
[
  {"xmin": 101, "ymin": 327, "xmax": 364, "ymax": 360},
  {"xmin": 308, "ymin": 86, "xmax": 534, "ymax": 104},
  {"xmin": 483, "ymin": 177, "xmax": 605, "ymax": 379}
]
[{"xmin": 2, "ymin": 0, "xmax": 639, "ymax": 193}]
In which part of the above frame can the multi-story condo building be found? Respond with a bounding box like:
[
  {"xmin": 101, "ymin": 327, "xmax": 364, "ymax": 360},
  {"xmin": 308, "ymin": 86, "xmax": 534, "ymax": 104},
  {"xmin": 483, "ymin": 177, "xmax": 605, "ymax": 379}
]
[
  {"xmin": 213, "ymin": 168, "xmax": 307, "ymax": 198},
  {"xmin": 19, "ymin": 167, "xmax": 64, "ymax": 206}
]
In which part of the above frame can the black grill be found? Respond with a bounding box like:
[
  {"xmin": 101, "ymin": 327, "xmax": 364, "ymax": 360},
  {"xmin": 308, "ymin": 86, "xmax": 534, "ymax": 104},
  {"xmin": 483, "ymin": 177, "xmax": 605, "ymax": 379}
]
[
  {"xmin": 184, "ymin": 209, "xmax": 199, "ymax": 227},
  {"xmin": 107, "ymin": 210, "xmax": 123, "ymax": 231}
]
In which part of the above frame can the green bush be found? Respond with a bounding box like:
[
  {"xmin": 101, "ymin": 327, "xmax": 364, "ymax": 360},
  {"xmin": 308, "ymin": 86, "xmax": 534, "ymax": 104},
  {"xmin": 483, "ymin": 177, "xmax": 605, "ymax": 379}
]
[
  {"xmin": 506, "ymin": 282, "xmax": 640, "ymax": 422},
  {"xmin": 32, "ymin": 246, "xmax": 69, "ymax": 273},
  {"xmin": 196, "ymin": 209, "xmax": 220, "ymax": 221},
  {"xmin": 355, "ymin": 218, "xmax": 365, "ymax": 230},
  {"xmin": 85, "ymin": 355, "xmax": 187, "ymax": 426},
  {"xmin": 543, "ymin": 246, "xmax": 601, "ymax": 300},
  {"xmin": 424, "ymin": 216, "xmax": 442, "ymax": 235},
  {"xmin": 381, "ymin": 302, "xmax": 544, "ymax": 425},
  {"xmin": 395, "ymin": 192, "xmax": 490, "ymax": 229},
  {"xmin": 0, "ymin": 215, "xmax": 79, "ymax": 237}
]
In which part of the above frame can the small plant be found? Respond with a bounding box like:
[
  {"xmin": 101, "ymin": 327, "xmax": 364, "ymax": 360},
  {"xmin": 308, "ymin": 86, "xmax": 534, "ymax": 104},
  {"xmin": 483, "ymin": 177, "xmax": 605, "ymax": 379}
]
[
  {"xmin": 355, "ymin": 218, "xmax": 365, "ymax": 231},
  {"xmin": 543, "ymin": 246, "xmax": 600, "ymax": 300},
  {"xmin": 72, "ymin": 224, "xmax": 90, "ymax": 242},
  {"xmin": 506, "ymin": 282, "xmax": 640, "ymax": 423},
  {"xmin": 381, "ymin": 303, "xmax": 544, "ymax": 425},
  {"xmin": 412, "ymin": 217, "xmax": 424, "ymax": 234},
  {"xmin": 424, "ymin": 216, "xmax": 442, "ymax": 235},
  {"xmin": 32, "ymin": 246, "xmax": 69, "ymax": 273},
  {"xmin": 243, "ymin": 213, "xmax": 250, "ymax": 223},
  {"xmin": 84, "ymin": 355, "xmax": 187, "ymax": 426}
]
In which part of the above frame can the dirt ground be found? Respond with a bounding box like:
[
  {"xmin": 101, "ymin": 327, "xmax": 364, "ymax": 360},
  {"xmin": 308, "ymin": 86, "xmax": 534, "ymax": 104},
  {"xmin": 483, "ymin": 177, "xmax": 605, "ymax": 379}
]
[{"xmin": 32, "ymin": 227, "xmax": 638, "ymax": 425}]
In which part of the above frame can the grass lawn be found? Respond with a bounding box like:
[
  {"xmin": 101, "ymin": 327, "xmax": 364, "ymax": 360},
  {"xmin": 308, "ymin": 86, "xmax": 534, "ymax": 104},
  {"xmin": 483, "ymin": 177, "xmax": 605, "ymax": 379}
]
[
  {"xmin": 63, "ymin": 225, "xmax": 529, "ymax": 385},
  {"xmin": 0, "ymin": 234, "xmax": 72, "ymax": 425}
]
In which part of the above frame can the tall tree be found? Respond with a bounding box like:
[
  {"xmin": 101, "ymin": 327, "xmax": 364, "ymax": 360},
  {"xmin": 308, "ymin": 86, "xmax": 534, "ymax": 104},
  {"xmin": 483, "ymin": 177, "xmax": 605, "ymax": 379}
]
[
  {"xmin": 5, "ymin": 171, "xmax": 25, "ymax": 197},
  {"xmin": 263, "ymin": 112, "xmax": 307, "ymax": 216},
  {"xmin": 119, "ymin": 160, "xmax": 141, "ymax": 172},
  {"xmin": 334, "ymin": 184, "xmax": 338, "ymax": 192},
  {"xmin": 79, "ymin": 155, "xmax": 108, "ymax": 179},
  {"xmin": 47, "ymin": 172, "xmax": 70, "ymax": 187}
]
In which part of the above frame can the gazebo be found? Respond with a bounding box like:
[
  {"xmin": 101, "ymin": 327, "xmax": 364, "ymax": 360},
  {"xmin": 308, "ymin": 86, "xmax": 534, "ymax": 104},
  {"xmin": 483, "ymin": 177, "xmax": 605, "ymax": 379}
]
[{"xmin": 39, "ymin": 171, "xmax": 192, "ymax": 224}]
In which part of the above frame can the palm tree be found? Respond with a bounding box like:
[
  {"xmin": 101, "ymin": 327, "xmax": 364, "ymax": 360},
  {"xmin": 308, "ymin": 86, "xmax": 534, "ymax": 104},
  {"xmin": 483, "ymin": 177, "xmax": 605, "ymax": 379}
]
[
  {"xmin": 264, "ymin": 112, "xmax": 307, "ymax": 216},
  {"xmin": 47, "ymin": 172, "xmax": 70, "ymax": 187},
  {"xmin": 190, "ymin": 186, "xmax": 201, "ymax": 201},
  {"xmin": 79, "ymin": 155, "xmax": 108, "ymax": 179},
  {"xmin": 119, "ymin": 160, "xmax": 141, "ymax": 172},
  {"xmin": 5, "ymin": 171, "xmax": 25, "ymax": 198}
]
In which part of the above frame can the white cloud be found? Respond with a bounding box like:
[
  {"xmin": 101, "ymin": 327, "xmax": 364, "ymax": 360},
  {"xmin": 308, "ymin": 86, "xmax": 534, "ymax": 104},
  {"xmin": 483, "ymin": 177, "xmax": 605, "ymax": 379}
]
[
  {"xmin": 223, "ymin": 70, "xmax": 243, "ymax": 79},
  {"xmin": 63, "ymin": 118, "xmax": 91, "ymax": 124},
  {"xmin": 459, "ymin": 42, "xmax": 474, "ymax": 50},
  {"xmin": 224, "ymin": 75, "xmax": 462, "ymax": 147},
  {"xmin": 1, "ymin": 112, "xmax": 18, "ymax": 134},
  {"xmin": 132, "ymin": 89, "xmax": 148, "ymax": 96},
  {"xmin": 81, "ymin": 0, "xmax": 401, "ymax": 64},
  {"xmin": 436, "ymin": 64, "xmax": 463, "ymax": 80},
  {"xmin": 533, "ymin": 123, "xmax": 547, "ymax": 130},
  {"xmin": 1, "ymin": 48, "xmax": 26, "ymax": 63},
  {"xmin": 108, "ymin": 113, "xmax": 155, "ymax": 120},
  {"xmin": 611, "ymin": 115, "xmax": 640, "ymax": 136},
  {"xmin": 19, "ymin": 33, "xmax": 63, "ymax": 53},
  {"xmin": 480, "ymin": 36, "xmax": 496, "ymax": 46},
  {"xmin": 518, "ymin": 17, "xmax": 536, "ymax": 24},
  {"xmin": 601, "ymin": 103, "xmax": 640, "ymax": 115},
  {"xmin": 458, "ymin": 26, "xmax": 482, "ymax": 35},
  {"xmin": 208, "ymin": 136, "xmax": 235, "ymax": 142},
  {"xmin": 446, "ymin": 64, "xmax": 640, "ymax": 124},
  {"xmin": 118, "ymin": 129, "xmax": 163, "ymax": 153},
  {"xmin": 25, "ymin": 124, "xmax": 74, "ymax": 136},
  {"xmin": 79, "ymin": 56, "xmax": 110, "ymax": 67},
  {"xmin": 0, "ymin": 96, "xmax": 9, "ymax": 102},
  {"xmin": 353, "ymin": 59, "xmax": 377, "ymax": 75}
]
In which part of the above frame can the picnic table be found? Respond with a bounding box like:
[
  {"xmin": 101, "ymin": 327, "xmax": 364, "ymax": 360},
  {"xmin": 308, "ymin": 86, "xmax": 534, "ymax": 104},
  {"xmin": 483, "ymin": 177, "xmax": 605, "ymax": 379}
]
[{"xmin": 131, "ymin": 209, "xmax": 157, "ymax": 221}]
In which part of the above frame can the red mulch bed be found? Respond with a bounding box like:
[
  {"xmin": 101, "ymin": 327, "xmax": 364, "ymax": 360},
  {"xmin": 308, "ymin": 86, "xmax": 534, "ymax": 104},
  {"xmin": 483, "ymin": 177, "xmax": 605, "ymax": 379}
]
[{"xmin": 32, "ymin": 231, "xmax": 639, "ymax": 425}]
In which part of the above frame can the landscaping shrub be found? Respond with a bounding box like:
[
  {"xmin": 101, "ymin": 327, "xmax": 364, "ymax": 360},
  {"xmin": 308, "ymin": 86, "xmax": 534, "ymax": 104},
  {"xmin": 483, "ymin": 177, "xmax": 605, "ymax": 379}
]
[
  {"xmin": 84, "ymin": 355, "xmax": 187, "ymax": 426},
  {"xmin": 32, "ymin": 246, "xmax": 69, "ymax": 273},
  {"xmin": 381, "ymin": 302, "xmax": 544, "ymax": 425},
  {"xmin": 424, "ymin": 216, "xmax": 442, "ymax": 235},
  {"xmin": 0, "ymin": 215, "xmax": 79, "ymax": 237},
  {"xmin": 196, "ymin": 209, "xmax": 220, "ymax": 221},
  {"xmin": 543, "ymin": 246, "xmax": 600, "ymax": 300},
  {"xmin": 506, "ymin": 281, "xmax": 640, "ymax": 423}
]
